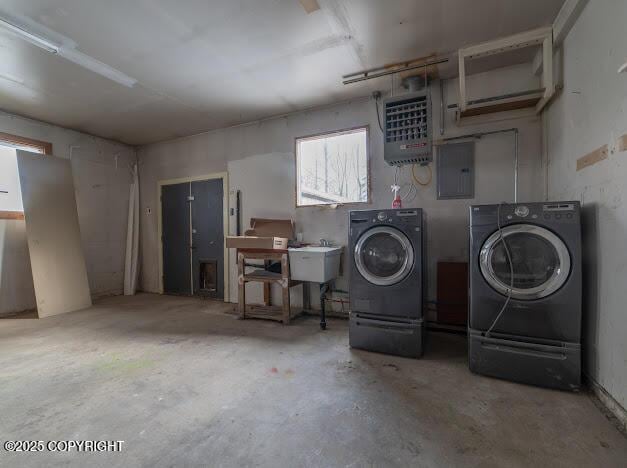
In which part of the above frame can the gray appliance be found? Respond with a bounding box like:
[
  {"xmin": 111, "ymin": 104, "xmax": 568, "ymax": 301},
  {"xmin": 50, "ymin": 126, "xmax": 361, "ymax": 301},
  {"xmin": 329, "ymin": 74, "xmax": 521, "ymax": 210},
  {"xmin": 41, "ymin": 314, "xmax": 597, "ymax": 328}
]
[
  {"xmin": 348, "ymin": 208, "xmax": 425, "ymax": 358},
  {"xmin": 383, "ymin": 86, "xmax": 432, "ymax": 167},
  {"xmin": 469, "ymin": 202, "xmax": 582, "ymax": 390}
]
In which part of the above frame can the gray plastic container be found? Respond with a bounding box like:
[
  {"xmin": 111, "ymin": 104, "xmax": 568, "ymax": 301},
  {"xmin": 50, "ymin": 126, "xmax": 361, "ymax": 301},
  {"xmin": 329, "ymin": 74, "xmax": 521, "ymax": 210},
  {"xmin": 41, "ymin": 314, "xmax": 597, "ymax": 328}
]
[
  {"xmin": 468, "ymin": 329, "xmax": 581, "ymax": 391},
  {"xmin": 349, "ymin": 312, "xmax": 424, "ymax": 358}
]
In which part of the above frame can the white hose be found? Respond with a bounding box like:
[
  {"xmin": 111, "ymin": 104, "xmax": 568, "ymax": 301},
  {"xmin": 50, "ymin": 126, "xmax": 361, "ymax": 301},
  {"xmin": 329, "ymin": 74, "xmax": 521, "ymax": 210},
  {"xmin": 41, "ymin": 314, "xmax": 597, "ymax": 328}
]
[
  {"xmin": 485, "ymin": 202, "xmax": 514, "ymax": 337},
  {"xmin": 393, "ymin": 166, "xmax": 418, "ymax": 202}
]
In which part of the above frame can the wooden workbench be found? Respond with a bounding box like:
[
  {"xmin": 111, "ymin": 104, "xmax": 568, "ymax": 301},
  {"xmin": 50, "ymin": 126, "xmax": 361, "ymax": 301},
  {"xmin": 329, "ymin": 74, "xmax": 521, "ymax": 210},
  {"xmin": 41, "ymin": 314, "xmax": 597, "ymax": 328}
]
[{"xmin": 237, "ymin": 249, "xmax": 304, "ymax": 324}]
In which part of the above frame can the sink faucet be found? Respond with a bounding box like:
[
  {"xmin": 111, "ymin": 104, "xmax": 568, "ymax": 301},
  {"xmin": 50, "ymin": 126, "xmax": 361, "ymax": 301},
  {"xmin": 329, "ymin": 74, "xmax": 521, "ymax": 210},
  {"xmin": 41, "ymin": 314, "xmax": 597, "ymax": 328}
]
[{"xmin": 320, "ymin": 239, "xmax": 331, "ymax": 247}]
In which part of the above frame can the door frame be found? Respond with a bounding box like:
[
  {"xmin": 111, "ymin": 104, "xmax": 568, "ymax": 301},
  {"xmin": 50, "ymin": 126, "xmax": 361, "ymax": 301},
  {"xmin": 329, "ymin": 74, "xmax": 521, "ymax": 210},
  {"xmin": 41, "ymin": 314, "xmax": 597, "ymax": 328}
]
[{"xmin": 157, "ymin": 172, "xmax": 229, "ymax": 301}]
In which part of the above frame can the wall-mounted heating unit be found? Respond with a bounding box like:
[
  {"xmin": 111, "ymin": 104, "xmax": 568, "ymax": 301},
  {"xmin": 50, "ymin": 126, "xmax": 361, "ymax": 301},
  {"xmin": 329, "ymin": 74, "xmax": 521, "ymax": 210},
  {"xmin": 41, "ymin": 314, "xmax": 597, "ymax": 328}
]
[{"xmin": 383, "ymin": 76, "xmax": 432, "ymax": 166}]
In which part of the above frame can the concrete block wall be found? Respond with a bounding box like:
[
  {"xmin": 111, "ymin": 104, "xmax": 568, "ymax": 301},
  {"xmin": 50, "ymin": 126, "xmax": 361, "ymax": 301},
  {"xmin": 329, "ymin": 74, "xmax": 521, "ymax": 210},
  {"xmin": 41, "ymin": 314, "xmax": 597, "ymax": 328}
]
[
  {"xmin": 0, "ymin": 111, "xmax": 135, "ymax": 315},
  {"xmin": 544, "ymin": 0, "xmax": 627, "ymax": 414},
  {"xmin": 138, "ymin": 64, "xmax": 545, "ymax": 310}
]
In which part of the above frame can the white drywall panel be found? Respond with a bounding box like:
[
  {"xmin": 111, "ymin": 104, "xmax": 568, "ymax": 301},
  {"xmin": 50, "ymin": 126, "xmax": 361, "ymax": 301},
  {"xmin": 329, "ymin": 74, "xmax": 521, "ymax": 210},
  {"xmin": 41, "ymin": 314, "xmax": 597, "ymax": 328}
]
[{"xmin": 17, "ymin": 150, "xmax": 91, "ymax": 317}]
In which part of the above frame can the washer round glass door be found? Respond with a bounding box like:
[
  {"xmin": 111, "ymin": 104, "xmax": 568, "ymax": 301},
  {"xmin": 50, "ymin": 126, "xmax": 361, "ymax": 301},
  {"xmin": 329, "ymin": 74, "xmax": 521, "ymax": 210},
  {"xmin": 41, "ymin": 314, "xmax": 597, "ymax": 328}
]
[
  {"xmin": 354, "ymin": 226, "xmax": 414, "ymax": 286},
  {"xmin": 480, "ymin": 224, "xmax": 571, "ymax": 300}
]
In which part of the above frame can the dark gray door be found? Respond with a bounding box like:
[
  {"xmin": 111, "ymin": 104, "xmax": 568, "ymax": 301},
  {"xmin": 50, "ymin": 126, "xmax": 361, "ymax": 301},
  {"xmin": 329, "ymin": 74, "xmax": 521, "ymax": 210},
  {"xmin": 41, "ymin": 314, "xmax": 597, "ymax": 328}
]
[
  {"xmin": 191, "ymin": 179, "xmax": 224, "ymax": 299},
  {"xmin": 162, "ymin": 183, "xmax": 191, "ymax": 295}
]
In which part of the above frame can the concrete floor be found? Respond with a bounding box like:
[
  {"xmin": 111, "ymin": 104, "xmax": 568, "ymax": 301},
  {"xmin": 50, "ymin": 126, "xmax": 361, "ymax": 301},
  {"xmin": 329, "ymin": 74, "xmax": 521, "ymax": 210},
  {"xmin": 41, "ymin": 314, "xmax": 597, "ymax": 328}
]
[{"xmin": 1, "ymin": 294, "xmax": 626, "ymax": 467}]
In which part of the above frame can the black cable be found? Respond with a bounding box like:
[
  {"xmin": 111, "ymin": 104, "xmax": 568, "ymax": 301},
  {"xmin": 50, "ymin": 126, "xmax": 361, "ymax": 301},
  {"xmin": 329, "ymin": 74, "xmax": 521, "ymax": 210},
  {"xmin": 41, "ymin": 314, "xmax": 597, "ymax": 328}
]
[
  {"xmin": 485, "ymin": 202, "xmax": 514, "ymax": 337},
  {"xmin": 374, "ymin": 97, "xmax": 384, "ymax": 134}
]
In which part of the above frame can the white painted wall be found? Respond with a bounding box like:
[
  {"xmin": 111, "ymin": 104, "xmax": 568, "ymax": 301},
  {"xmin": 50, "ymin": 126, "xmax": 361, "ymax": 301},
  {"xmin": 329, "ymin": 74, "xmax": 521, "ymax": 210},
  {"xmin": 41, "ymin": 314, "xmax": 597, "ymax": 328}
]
[
  {"xmin": 139, "ymin": 64, "xmax": 544, "ymax": 310},
  {"xmin": 545, "ymin": 0, "xmax": 627, "ymax": 410},
  {"xmin": 0, "ymin": 111, "xmax": 135, "ymax": 315}
]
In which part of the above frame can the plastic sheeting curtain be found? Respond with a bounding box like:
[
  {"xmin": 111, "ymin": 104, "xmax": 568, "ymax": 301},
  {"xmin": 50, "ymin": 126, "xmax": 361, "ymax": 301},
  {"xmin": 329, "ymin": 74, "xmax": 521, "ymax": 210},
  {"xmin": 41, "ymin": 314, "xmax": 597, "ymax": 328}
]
[{"xmin": 124, "ymin": 163, "xmax": 140, "ymax": 295}]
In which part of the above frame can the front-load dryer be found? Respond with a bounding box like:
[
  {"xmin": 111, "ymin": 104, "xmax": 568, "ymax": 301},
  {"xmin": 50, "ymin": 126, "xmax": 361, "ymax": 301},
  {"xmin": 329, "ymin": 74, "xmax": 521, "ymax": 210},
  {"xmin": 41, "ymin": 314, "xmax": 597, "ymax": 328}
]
[
  {"xmin": 348, "ymin": 208, "xmax": 425, "ymax": 358},
  {"xmin": 468, "ymin": 202, "xmax": 582, "ymax": 390}
]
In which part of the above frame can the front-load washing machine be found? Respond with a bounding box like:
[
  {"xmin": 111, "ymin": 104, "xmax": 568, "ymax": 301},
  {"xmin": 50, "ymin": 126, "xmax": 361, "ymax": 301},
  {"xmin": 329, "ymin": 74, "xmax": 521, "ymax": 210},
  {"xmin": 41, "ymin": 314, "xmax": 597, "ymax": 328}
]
[
  {"xmin": 469, "ymin": 202, "xmax": 582, "ymax": 390},
  {"xmin": 348, "ymin": 208, "xmax": 425, "ymax": 358}
]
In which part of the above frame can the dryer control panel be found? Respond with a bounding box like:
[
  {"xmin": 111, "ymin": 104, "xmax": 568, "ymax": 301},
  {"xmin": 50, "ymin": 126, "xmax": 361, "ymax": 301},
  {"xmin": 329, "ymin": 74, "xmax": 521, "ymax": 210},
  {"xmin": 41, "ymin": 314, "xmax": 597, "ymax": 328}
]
[
  {"xmin": 541, "ymin": 203, "xmax": 577, "ymax": 221},
  {"xmin": 505, "ymin": 204, "xmax": 578, "ymax": 222},
  {"xmin": 470, "ymin": 202, "xmax": 580, "ymax": 226}
]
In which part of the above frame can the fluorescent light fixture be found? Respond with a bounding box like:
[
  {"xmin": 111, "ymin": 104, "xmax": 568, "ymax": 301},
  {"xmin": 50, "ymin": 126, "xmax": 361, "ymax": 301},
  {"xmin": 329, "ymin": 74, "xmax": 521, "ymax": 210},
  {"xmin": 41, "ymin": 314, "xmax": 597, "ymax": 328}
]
[
  {"xmin": 0, "ymin": 16, "xmax": 137, "ymax": 88},
  {"xmin": 0, "ymin": 71, "xmax": 25, "ymax": 85},
  {"xmin": 0, "ymin": 17, "xmax": 59, "ymax": 54},
  {"xmin": 619, "ymin": 61, "xmax": 627, "ymax": 74},
  {"xmin": 57, "ymin": 47, "xmax": 137, "ymax": 88}
]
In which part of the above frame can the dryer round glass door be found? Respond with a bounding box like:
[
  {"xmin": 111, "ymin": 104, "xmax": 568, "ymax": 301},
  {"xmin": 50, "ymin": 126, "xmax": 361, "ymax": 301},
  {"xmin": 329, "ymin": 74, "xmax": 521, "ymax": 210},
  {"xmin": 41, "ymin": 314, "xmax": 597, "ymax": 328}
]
[
  {"xmin": 354, "ymin": 226, "xmax": 414, "ymax": 286},
  {"xmin": 479, "ymin": 224, "xmax": 571, "ymax": 300}
]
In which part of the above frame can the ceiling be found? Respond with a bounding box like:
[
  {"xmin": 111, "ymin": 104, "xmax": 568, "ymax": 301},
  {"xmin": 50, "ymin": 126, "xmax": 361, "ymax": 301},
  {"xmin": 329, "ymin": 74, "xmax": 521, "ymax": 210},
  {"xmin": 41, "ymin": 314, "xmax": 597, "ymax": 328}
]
[{"xmin": 0, "ymin": 0, "xmax": 564, "ymax": 146}]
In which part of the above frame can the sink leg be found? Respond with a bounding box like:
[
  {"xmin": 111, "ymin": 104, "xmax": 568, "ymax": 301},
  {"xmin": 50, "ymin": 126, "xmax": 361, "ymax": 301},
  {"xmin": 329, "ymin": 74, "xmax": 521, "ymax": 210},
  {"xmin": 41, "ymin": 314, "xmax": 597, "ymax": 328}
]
[{"xmin": 320, "ymin": 282, "xmax": 329, "ymax": 330}]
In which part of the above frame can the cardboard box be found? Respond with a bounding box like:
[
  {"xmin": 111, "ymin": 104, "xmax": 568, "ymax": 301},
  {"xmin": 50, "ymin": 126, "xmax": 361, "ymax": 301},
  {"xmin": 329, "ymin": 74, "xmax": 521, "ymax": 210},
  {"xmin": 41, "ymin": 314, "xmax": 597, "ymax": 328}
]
[
  {"xmin": 226, "ymin": 218, "xmax": 294, "ymax": 250},
  {"xmin": 245, "ymin": 218, "xmax": 294, "ymax": 239},
  {"xmin": 226, "ymin": 236, "xmax": 288, "ymax": 250}
]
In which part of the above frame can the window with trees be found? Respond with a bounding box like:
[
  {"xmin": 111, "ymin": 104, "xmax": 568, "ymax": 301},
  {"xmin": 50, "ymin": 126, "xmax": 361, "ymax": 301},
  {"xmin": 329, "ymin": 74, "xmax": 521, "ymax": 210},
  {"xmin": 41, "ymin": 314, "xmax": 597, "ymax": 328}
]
[
  {"xmin": 0, "ymin": 132, "xmax": 52, "ymax": 219},
  {"xmin": 296, "ymin": 127, "xmax": 369, "ymax": 207}
]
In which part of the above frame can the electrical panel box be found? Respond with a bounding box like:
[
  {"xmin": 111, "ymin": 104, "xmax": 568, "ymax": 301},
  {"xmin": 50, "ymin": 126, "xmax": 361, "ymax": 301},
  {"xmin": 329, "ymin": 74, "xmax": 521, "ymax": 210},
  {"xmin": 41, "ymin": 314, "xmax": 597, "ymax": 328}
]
[
  {"xmin": 436, "ymin": 141, "xmax": 474, "ymax": 200},
  {"xmin": 383, "ymin": 88, "xmax": 432, "ymax": 166}
]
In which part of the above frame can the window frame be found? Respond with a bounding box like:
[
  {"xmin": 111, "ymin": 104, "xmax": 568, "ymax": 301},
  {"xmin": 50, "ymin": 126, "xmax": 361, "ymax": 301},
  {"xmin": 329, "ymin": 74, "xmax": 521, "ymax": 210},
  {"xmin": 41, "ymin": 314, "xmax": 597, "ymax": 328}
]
[
  {"xmin": 0, "ymin": 132, "xmax": 52, "ymax": 220},
  {"xmin": 294, "ymin": 125, "xmax": 371, "ymax": 208}
]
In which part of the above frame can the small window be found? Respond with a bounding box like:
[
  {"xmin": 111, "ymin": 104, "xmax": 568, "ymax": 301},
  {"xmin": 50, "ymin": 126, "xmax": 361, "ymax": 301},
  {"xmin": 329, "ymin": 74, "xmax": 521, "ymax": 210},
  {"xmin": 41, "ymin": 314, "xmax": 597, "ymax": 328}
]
[
  {"xmin": 296, "ymin": 127, "xmax": 369, "ymax": 207},
  {"xmin": 0, "ymin": 133, "xmax": 51, "ymax": 218}
]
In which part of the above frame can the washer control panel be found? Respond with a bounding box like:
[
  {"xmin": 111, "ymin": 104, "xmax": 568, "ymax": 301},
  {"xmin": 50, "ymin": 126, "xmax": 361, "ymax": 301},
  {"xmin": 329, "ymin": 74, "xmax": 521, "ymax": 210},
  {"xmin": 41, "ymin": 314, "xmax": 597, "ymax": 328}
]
[{"xmin": 371, "ymin": 210, "xmax": 419, "ymax": 223}]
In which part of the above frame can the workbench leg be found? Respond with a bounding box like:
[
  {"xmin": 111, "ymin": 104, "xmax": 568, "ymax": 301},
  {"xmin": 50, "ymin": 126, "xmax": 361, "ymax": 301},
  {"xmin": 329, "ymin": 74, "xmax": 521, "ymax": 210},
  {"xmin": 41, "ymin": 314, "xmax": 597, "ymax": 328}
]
[
  {"xmin": 282, "ymin": 287, "xmax": 290, "ymax": 325},
  {"xmin": 238, "ymin": 252, "xmax": 246, "ymax": 319},
  {"xmin": 320, "ymin": 282, "xmax": 329, "ymax": 330},
  {"xmin": 263, "ymin": 284, "xmax": 271, "ymax": 306},
  {"xmin": 263, "ymin": 260, "xmax": 271, "ymax": 306},
  {"xmin": 281, "ymin": 253, "xmax": 291, "ymax": 325}
]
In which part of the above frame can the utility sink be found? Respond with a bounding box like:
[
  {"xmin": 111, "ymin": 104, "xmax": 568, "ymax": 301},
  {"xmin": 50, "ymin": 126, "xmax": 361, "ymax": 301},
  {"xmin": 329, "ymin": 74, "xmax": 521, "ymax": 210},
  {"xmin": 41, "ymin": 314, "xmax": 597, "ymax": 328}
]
[{"xmin": 288, "ymin": 246, "xmax": 343, "ymax": 283}]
